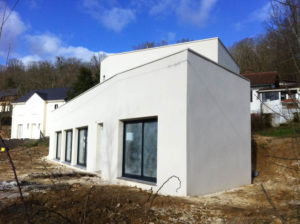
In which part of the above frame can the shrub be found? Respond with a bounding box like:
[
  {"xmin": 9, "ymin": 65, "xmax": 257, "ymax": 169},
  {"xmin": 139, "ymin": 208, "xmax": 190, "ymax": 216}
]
[
  {"xmin": 22, "ymin": 138, "xmax": 49, "ymax": 147},
  {"xmin": 251, "ymin": 113, "xmax": 272, "ymax": 132}
]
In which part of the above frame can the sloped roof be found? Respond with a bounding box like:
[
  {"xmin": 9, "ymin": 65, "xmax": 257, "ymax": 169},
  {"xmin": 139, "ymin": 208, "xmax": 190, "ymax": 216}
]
[
  {"xmin": 242, "ymin": 71, "xmax": 278, "ymax": 86},
  {"xmin": 15, "ymin": 87, "xmax": 70, "ymax": 103},
  {"xmin": 0, "ymin": 88, "xmax": 18, "ymax": 99}
]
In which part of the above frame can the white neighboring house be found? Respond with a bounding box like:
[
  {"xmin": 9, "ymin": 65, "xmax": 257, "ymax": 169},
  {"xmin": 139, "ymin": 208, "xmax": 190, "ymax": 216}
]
[
  {"xmin": 11, "ymin": 87, "xmax": 69, "ymax": 139},
  {"xmin": 48, "ymin": 38, "xmax": 251, "ymax": 196},
  {"xmin": 243, "ymin": 71, "xmax": 300, "ymax": 126}
]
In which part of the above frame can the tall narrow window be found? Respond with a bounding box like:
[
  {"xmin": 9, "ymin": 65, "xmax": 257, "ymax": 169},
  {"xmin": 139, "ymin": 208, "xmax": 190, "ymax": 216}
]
[
  {"xmin": 65, "ymin": 130, "xmax": 73, "ymax": 163},
  {"xmin": 17, "ymin": 124, "xmax": 23, "ymax": 138},
  {"xmin": 56, "ymin": 132, "xmax": 62, "ymax": 160},
  {"xmin": 123, "ymin": 119, "xmax": 157, "ymax": 182},
  {"xmin": 77, "ymin": 128, "xmax": 88, "ymax": 166}
]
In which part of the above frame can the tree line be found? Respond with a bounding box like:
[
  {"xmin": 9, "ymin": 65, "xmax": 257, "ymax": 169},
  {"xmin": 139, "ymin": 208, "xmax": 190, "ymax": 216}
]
[
  {"xmin": 0, "ymin": 55, "xmax": 103, "ymax": 99},
  {"xmin": 229, "ymin": 0, "xmax": 299, "ymax": 80}
]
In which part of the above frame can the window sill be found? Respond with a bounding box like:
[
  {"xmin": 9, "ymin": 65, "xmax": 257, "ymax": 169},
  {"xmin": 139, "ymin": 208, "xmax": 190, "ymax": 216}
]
[
  {"xmin": 117, "ymin": 177, "xmax": 157, "ymax": 186},
  {"xmin": 73, "ymin": 164, "xmax": 87, "ymax": 170}
]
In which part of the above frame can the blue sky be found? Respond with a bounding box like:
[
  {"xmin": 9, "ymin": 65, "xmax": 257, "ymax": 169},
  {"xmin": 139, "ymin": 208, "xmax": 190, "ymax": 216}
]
[{"xmin": 0, "ymin": 0, "xmax": 271, "ymax": 65}]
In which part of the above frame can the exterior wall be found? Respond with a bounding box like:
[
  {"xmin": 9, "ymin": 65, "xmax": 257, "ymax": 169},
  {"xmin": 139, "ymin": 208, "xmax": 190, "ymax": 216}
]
[
  {"xmin": 101, "ymin": 38, "xmax": 239, "ymax": 82},
  {"xmin": 186, "ymin": 51, "xmax": 251, "ymax": 195},
  {"xmin": 11, "ymin": 95, "xmax": 66, "ymax": 139},
  {"xmin": 44, "ymin": 101, "xmax": 65, "ymax": 136},
  {"xmin": 217, "ymin": 40, "xmax": 240, "ymax": 74},
  {"xmin": 11, "ymin": 93, "xmax": 45, "ymax": 139},
  {"xmin": 49, "ymin": 51, "xmax": 189, "ymax": 196},
  {"xmin": 250, "ymin": 88, "xmax": 261, "ymax": 114}
]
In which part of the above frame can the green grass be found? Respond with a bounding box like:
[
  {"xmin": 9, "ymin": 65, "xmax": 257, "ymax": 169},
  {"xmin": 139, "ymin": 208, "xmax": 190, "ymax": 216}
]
[{"xmin": 256, "ymin": 123, "xmax": 300, "ymax": 137}]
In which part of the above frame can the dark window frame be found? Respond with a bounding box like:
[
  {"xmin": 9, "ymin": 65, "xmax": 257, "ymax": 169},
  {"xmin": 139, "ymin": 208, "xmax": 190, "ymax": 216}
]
[
  {"xmin": 122, "ymin": 118, "xmax": 158, "ymax": 183},
  {"xmin": 77, "ymin": 127, "xmax": 88, "ymax": 166},
  {"xmin": 56, "ymin": 131, "xmax": 62, "ymax": 160},
  {"xmin": 65, "ymin": 129, "xmax": 73, "ymax": 163}
]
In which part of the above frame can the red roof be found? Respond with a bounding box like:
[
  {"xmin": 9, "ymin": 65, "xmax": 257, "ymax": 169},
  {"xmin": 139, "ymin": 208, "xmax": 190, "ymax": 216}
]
[{"xmin": 242, "ymin": 71, "xmax": 278, "ymax": 86}]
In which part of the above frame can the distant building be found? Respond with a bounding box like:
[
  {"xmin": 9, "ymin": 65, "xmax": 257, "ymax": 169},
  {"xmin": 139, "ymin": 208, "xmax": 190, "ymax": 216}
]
[
  {"xmin": 11, "ymin": 87, "xmax": 69, "ymax": 139},
  {"xmin": 243, "ymin": 71, "xmax": 300, "ymax": 125},
  {"xmin": 0, "ymin": 88, "xmax": 18, "ymax": 113},
  {"xmin": 0, "ymin": 88, "xmax": 18, "ymax": 127}
]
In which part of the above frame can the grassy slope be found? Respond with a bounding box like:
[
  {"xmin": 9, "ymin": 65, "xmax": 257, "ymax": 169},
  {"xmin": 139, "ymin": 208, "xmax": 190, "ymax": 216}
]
[{"xmin": 256, "ymin": 123, "xmax": 300, "ymax": 137}]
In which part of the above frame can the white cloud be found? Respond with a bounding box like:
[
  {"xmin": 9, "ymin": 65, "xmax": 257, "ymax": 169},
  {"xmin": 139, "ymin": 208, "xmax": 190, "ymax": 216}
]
[
  {"xmin": 149, "ymin": 0, "xmax": 218, "ymax": 27},
  {"xmin": 0, "ymin": 2, "xmax": 27, "ymax": 56},
  {"xmin": 26, "ymin": 34, "xmax": 61, "ymax": 55},
  {"xmin": 177, "ymin": 0, "xmax": 218, "ymax": 26},
  {"xmin": 234, "ymin": 3, "xmax": 271, "ymax": 31},
  {"xmin": 102, "ymin": 8, "xmax": 135, "ymax": 32},
  {"xmin": 21, "ymin": 33, "xmax": 107, "ymax": 65},
  {"xmin": 249, "ymin": 3, "xmax": 271, "ymax": 22},
  {"xmin": 82, "ymin": 0, "xmax": 135, "ymax": 32},
  {"xmin": 149, "ymin": 0, "xmax": 175, "ymax": 16}
]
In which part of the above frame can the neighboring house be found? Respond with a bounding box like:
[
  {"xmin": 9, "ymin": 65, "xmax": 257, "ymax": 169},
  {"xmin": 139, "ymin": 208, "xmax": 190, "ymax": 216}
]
[
  {"xmin": 0, "ymin": 88, "xmax": 18, "ymax": 113},
  {"xmin": 243, "ymin": 71, "xmax": 300, "ymax": 125},
  {"xmin": 11, "ymin": 87, "xmax": 69, "ymax": 139},
  {"xmin": 48, "ymin": 38, "xmax": 251, "ymax": 196},
  {"xmin": 0, "ymin": 88, "xmax": 18, "ymax": 127}
]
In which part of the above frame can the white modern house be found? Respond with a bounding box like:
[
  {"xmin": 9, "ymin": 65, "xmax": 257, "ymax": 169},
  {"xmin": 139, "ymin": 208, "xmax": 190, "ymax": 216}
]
[
  {"xmin": 11, "ymin": 88, "xmax": 69, "ymax": 139},
  {"xmin": 48, "ymin": 38, "xmax": 251, "ymax": 196},
  {"xmin": 243, "ymin": 71, "xmax": 300, "ymax": 125}
]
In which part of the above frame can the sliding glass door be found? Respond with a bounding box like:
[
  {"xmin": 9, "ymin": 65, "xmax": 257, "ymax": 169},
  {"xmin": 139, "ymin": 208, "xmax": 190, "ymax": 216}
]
[
  {"xmin": 77, "ymin": 128, "xmax": 88, "ymax": 166},
  {"xmin": 65, "ymin": 130, "xmax": 72, "ymax": 163},
  {"xmin": 123, "ymin": 119, "xmax": 157, "ymax": 182},
  {"xmin": 56, "ymin": 132, "xmax": 62, "ymax": 160}
]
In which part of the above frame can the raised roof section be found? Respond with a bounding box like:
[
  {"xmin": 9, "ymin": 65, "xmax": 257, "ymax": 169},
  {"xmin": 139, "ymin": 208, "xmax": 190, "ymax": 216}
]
[{"xmin": 100, "ymin": 37, "xmax": 240, "ymax": 82}]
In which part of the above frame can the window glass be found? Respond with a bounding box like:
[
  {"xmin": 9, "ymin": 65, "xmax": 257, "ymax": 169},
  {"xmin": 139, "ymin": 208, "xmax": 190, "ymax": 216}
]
[
  {"xmin": 77, "ymin": 128, "xmax": 88, "ymax": 166},
  {"xmin": 56, "ymin": 132, "xmax": 62, "ymax": 160},
  {"xmin": 124, "ymin": 123, "xmax": 142, "ymax": 176},
  {"xmin": 262, "ymin": 92, "xmax": 279, "ymax": 102},
  {"xmin": 143, "ymin": 121, "xmax": 157, "ymax": 178},
  {"xmin": 123, "ymin": 119, "xmax": 157, "ymax": 182},
  {"xmin": 65, "ymin": 130, "xmax": 73, "ymax": 162}
]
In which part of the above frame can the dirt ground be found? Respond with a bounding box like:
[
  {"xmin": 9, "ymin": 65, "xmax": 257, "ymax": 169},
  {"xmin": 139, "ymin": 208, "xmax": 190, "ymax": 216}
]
[{"xmin": 0, "ymin": 136, "xmax": 299, "ymax": 223}]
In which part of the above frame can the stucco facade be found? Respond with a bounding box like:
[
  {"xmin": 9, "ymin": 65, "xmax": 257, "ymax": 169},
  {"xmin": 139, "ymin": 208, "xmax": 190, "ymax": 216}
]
[
  {"xmin": 48, "ymin": 45, "xmax": 251, "ymax": 196},
  {"xmin": 100, "ymin": 37, "xmax": 240, "ymax": 83},
  {"xmin": 11, "ymin": 93, "xmax": 66, "ymax": 139}
]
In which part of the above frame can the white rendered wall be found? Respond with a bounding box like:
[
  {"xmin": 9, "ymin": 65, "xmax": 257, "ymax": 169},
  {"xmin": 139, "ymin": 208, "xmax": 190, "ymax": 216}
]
[
  {"xmin": 217, "ymin": 41, "xmax": 240, "ymax": 74},
  {"xmin": 11, "ymin": 95, "xmax": 66, "ymax": 139},
  {"xmin": 11, "ymin": 93, "xmax": 45, "ymax": 139},
  {"xmin": 186, "ymin": 51, "xmax": 251, "ymax": 195},
  {"xmin": 101, "ymin": 38, "xmax": 239, "ymax": 82},
  {"xmin": 250, "ymin": 88, "xmax": 261, "ymax": 114},
  {"xmin": 45, "ymin": 101, "xmax": 65, "ymax": 136},
  {"xmin": 49, "ymin": 51, "xmax": 189, "ymax": 196}
]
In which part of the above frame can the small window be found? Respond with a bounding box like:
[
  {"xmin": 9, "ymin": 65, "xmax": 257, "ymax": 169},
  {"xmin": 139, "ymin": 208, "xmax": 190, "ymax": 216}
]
[
  {"xmin": 54, "ymin": 104, "xmax": 58, "ymax": 109},
  {"xmin": 56, "ymin": 132, "xmax": 62, "ymax": 160},
  {"xmin": 262, "ymin": 92, "xmax": 279, "ymax": 102},
  {"xmin": 77, "ymin": 128, "xmax": 88, "ymax": 166},
  {"xmin": 123, "ymin": 118, "xmax": 157, "ymax": 182},
  {"xmin": 65, "ymin": 130, "xmax": 73, "ymax": 163}
]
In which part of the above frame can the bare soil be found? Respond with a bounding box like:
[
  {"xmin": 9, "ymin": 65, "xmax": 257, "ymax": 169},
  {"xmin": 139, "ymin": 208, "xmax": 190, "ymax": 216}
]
[{"xmin": 0, "ymin": 135, "xmax": 299, "ymax": 223}]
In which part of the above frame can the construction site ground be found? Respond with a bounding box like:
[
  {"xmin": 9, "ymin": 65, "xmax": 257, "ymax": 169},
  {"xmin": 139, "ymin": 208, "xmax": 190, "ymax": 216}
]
[{"xmin": 0, "ymin": 135, "xmax": 299, "ymax": 223}]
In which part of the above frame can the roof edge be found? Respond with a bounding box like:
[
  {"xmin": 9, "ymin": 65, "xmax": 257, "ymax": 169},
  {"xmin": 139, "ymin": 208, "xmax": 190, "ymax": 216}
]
[
  {"xmin": 216, "ymin": 37, "xmax": 240, "ymax": 69},
  {"xmin": 102, "ymin": 37, "xmax": 219, "ymax": 61},
  {"xmin": 187, "ymin": 48, "xmax": 249, "ymax": 82}
]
